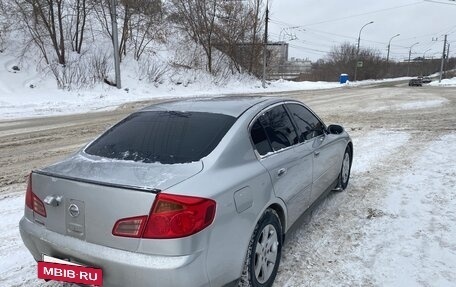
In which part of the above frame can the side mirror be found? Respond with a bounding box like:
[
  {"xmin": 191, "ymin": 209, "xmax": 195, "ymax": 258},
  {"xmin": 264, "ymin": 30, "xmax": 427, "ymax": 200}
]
[{"xmin": 327, "ymin": 124, "xmax": 344, "ymax": 135}]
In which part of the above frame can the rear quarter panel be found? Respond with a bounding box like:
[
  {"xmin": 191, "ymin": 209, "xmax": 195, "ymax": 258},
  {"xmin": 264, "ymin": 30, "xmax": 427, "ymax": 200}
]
[
  {"xmin": 165, "ymin": 113, "xmax": 286, "ymax": 286},
  {"xmin": 169, "ymin": 160, "xmax": 279, "ymax": 286}
]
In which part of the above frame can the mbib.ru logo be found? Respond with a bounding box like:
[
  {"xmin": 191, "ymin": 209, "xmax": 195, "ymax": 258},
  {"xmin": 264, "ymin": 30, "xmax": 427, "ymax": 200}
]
[{"xmin": 38, "ymin": 261, "xmax": 102, "ymax": 286}]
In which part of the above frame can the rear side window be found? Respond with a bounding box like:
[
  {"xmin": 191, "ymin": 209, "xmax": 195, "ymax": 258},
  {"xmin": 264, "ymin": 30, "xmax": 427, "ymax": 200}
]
[
  {"xmin": 260, "ymin": 105, "xmax": 298, "ymax": 151},
  {"xmin": 250, "ymin": 119, "xmax": 273, "ymax": 156},
  {"xmin": 286, "ymin": 104, "xmax": 325, "ymax": 142},
  {"xmin": 85, "ymin": 111, "xmax": 236, "ymax": 164}
]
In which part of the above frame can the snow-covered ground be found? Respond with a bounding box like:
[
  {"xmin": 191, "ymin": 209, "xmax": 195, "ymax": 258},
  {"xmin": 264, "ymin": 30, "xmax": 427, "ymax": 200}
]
[
  {"xmin": 1, "ymin": 45, "xmax": 455, "ymax": 287},
  {"xmin": 358, "ymin": 133, "xmax": 456, "ymax": 286},
  {"xmin": 0, "ymin": 72, "xmax": 341, "ymax": 121},
  {"xmin": 429, "ymin": 77, "xmax": 456, "ymax": 87},
  {"xmin": 1, "ymin": 129, "xmax": 455, "ymax": 286},
  {"xmin": 275, "ymin": 130, "xmax": 456, "ymax": 287},
  {"xmin": 0, "ymin": 51, "xmax": 415, "ymax": 121}
]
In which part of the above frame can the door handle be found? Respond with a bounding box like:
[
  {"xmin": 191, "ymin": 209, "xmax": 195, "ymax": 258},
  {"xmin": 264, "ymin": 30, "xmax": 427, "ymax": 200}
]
[
  {"xmin": 314, "ymin": 150, "xmax": 320, "ymax": 157},
  {"xmin": 277, "ymin": 168, "xmax": 287, "ymax": 177}
]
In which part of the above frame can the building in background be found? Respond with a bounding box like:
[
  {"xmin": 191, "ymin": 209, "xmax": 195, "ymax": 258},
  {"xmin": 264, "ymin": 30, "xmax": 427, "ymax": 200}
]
[
  {"xmin": 267, "ymin": 42, "xmax": 312, "ymax": 80},
  {"xmin": 214, "ymin": 41, "xmax": 311, "ymax": 80}
]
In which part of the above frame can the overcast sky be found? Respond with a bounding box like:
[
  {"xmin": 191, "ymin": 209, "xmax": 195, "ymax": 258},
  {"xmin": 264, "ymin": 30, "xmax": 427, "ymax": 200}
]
[{"xmin": 269, "ymin": 0, "xmax": 456, "ymax": 62}]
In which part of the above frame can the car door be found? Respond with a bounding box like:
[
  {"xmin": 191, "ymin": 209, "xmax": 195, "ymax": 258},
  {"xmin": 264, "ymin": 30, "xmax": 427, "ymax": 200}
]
[
  {"xmin": 250, "ymin": 104, "xmax": 313, "ymax": 226},
  {"xmin": 285, "ymin": 103, "xmax": 342, "ymax": 203}
]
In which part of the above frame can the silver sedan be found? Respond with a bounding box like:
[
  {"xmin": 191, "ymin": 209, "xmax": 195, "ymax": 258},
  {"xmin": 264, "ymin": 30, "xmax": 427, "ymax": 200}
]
[{"xmin": 20, "ymin": 96, "xmax": 352, "ymax": 287}]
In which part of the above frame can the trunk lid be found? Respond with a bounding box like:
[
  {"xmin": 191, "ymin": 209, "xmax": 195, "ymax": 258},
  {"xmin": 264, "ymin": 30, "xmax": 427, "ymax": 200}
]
[
  {"xmin": 41, "ymin": 152, "xmax": 203, "ymax": 191},
  {"xmin": 29, "ymin": 152, "xmax": 203, "ymax": 252}
]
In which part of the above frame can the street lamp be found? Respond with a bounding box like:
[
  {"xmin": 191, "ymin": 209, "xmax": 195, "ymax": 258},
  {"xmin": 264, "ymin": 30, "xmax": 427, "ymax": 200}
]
[
  {"xmin": 407, "ymin": 42, "xmax": 419, "ymax": 76},
  {"xmin": 386, "ymin": 33, "xmax": 400, "ymax": 75},
  {"xmin": 423, "ymin": 48, "xmax": 432, "ymax": 59},
  {"xmin": 422, "ymin": 48, "xmax": 431, "ymax": 76},
  {"xmin": 354, "ymin": 21, "xmax": 374, "ymax": 81}
]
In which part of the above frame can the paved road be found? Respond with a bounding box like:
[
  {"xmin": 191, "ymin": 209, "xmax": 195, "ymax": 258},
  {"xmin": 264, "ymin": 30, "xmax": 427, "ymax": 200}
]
[
  {"xmin": 1, "ymin": 85, "xmax": 454, "ymax": 193},
  {"xmin": 1, "ymin": 84, "xmax": 455, "ymax": 287}
]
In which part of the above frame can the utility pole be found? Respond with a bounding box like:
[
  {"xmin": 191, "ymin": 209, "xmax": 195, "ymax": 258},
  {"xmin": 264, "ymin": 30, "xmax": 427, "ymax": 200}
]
[
  {"xmin": 262, "ymin": 0, "xmax": 269, "ymax": 88},
  {"xmin": 111, "ymin": 0, "xmax": 121, "ymax": 89},
  {"xmin": 439, "ymin": 34, "xmax": 447, "ymax": 83},
  {"xmin": 445, "ymin": 43, "xmax": 450, "ymax": 78}
]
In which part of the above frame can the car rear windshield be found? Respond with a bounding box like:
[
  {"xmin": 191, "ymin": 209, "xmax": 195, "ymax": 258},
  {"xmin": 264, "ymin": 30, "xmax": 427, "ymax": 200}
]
[{"xmin": 85, "ymin": 111, "xmax": 236, "ymax": 164}]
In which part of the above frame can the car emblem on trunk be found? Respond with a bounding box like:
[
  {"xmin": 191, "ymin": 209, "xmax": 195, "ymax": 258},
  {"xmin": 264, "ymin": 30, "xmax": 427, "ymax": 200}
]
[{"xmin": 68, "ymin": 204, "xmax": 80, "ymax": 218}]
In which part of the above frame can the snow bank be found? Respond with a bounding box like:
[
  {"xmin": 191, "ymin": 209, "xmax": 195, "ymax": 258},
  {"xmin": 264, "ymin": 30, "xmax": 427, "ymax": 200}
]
[
  {"xmin": 429, "ymin": 77, "xmax": 456, "ymax": 87},
  {"xmin": 0, "ymin": 191, "xmax": 40, "ymax": 286},
  {"xmin": 1, "ymin": 50, "xmax": 418, "ymax": 121},
  {"xmin": 0, "ymin": 74, "xmax": 343, "ymax": 120},
  {"xmin": 355, "ymin": 133, "xmax": 456, "ymax": 286},
  {"xmin": 351, "ymin": 130, "xmax": 410, "ymax": 174},
  {"xmin": 397, "ymin": 99, "xmax": 447, "ymax": 110}
]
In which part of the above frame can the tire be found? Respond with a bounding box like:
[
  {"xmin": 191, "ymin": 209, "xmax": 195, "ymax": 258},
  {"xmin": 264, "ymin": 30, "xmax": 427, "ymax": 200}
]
[
  {"xmin": 337, "ymin": 146, "xmax": 352, "ymax": 190},
  {"xmin": 239, "ymin": 209, "xmax": 283, "ymax": 287}
]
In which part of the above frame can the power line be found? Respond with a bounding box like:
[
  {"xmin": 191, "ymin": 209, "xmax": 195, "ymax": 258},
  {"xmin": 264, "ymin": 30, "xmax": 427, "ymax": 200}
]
[
  {"xmin": 288, "ymin": 44, "xmax": 330, "ymax": 54},
  {"xmin": 271, "ymin": 29, "xmax": 340, "ymax": 49},
  {"xmin": 271, "ymin": 17, "xmax": 450, "ymax": 52},
  {"xmin": 272, "ymin": 19, "xmax": 406, "ymax": 48},
  {"xmin": 423, "ymin": 0, "xmax": 456, "ymax": 6},
  {"xmin": 269, "ymin": 4, "xmax": 454, "ymax": 60},
  {"xmin": 270, "ymin": 2, "xmax": 425, "ymax": 28},
  {"xmin": 395, "ymin": 24, "xmax": 456, "ymax": 42},
  {"xmin": 296, "ymin": 2, "xmax": 424, "ymax": 27}
]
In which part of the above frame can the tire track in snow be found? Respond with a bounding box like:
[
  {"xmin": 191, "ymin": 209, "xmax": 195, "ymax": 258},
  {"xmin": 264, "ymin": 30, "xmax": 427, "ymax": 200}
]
[
  {"xmin": 354, "ymin": 133, "xmax": 456, "ymax": 287},
  {"xmin": 274, "ymin": 129, "xmax": 413, "ymax": 287}
]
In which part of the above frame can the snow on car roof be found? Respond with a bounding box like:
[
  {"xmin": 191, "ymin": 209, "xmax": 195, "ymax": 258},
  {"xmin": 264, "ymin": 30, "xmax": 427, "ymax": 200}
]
[{"xmin": 140, "ymin": 96, "xmax": 282, "ymax": 117}]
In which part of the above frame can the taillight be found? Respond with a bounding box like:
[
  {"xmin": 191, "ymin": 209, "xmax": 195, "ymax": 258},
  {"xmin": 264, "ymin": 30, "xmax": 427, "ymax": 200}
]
[
  {"xmin": 112, "ymin": 193, "xmax": 216, "ymax": 239},
  {"xmin": 112, "ymin": 216, "xmax": 148, "ymax": 238},
  {"xmin": 25, "ymin": 174, "xmax": 47, "ymax": 217}
]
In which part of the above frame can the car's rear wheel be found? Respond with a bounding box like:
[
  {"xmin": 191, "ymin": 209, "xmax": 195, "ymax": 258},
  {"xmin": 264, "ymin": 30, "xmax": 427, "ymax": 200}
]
[
  {"xmin": 240, "ymin": 209, "xmax": 282, "ymax": 287},
  {"xmin": 338, "ymin": 147, "xmax": 352, "ymax": 190}
]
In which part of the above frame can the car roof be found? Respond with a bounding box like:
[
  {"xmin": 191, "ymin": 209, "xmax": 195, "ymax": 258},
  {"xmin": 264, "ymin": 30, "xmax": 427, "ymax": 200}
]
[{"xmin": 140, "ymin": 96, "xmax": 289, "ymax": 117}]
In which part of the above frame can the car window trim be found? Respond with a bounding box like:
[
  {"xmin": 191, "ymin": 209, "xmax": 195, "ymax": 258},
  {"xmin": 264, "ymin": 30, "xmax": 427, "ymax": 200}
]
[
  {"xmin": 284, "ymin": 102, "xmax": 328, "ymax": 139},
  {"xmin": 250, "ymin": 115, "xmax": 274, "ymax": 157},
  {"xmin": 248, "ymin": 102, "xmax": 302, "ymax": 160}
]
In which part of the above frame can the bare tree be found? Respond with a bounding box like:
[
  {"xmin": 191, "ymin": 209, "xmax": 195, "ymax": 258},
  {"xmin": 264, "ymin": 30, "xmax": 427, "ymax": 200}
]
[
  {"xmin": 213, "ymin": 0, "xmax": 264, "ymax": 76},
  {"xmin": 246, "ymin": 0, "xmax": 264, "ymax": 74},
  {"xmin": 70, "ymin": 0, "xmax": 90, "ymax": 53},
  {"xmin": 129, "ymin": 0, "xmax": 164, "ymax": 60},
  {"xmin": 0, "ymin": 0, "xmax": 13, "ymax": 51},
  {"xmin": 213, "ymin": 1, "xmax": 253, "ymax": 73},
  {"xmin": 303, "ymin": 42, "xmax": 385, "ymax": 81},
  {"xmin": 118, "ymin": 0, "xmax": 132, "ymax": 58},
  {"xmin": 171, "ymin": 0, "xmax": 218, "ymax": 73},
  {"xmin": 325, "ymin": 42, "xmax": 383, "ymax": 80},
  {"xmin": 92, "ymin": 0, "xmax": 129, "ymax": 60},
  {"xmin": 92, "ymin": 0, "xmax": 113, "ymax": 40},
  {"xmin": 14, "ymin": 0, "xmax": 67, "ymax": 64},
  {"xmin": 93, "ymin": 0, "xmax": 163, "ymax": 61},
  {"xmin": 170, "ymin": 0, "xmax": 265, "ymax": 75}
]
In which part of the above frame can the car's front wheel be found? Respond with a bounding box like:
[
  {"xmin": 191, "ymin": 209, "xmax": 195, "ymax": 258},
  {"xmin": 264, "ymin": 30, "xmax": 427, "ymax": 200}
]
[
  {"xmin": 240, "ymin": 209, "xmax": 282, "ymax": 287},
  {"xmin": 338, "ymin": 146, "xmax": 352, "ymax": 190}
]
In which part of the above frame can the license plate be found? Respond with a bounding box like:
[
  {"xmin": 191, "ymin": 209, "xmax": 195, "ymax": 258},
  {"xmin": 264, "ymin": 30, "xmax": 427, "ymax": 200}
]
[{"xmin": 38, "ymin": 255, "xmax": 103, "ymax": 286}]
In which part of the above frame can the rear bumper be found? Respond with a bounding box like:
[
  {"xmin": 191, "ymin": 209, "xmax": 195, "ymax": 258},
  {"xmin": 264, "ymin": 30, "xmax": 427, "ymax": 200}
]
[{"xmin": 19, "ymin": 217, "xmax": 211, "ymax": 287}]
